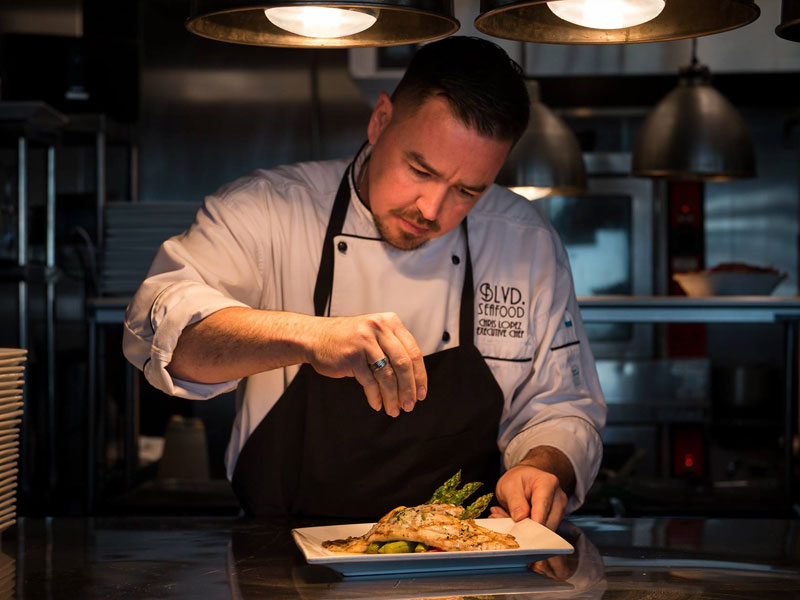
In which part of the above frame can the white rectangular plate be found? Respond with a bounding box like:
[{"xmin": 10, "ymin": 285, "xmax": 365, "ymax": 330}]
[
  {"xmin": 0, "ymin": 518, "xmax": 15, "ymax": 534},
  {"xmin": 0, "ymin": 470, "xmax": 17, "ymax": 485},
  {"xmin": 291, "ymin": 566, "xmax": 573, "ymax": 599},
  {"xmin": 0, "ymin": 403, "xmax": 22, "ymax": 415},
  {"xmin": 0, "ymin": 359, "xmax": 25, "ymax": 367},
  {"xmin": 292, "ymin": 518, "xmax": 573, "ymax": 577},
  {"xmin": 0, "ymin": 454, "xmax": 18, "ymax": 468}
]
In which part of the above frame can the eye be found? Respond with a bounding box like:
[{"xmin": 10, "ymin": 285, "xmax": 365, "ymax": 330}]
[
  {"xmin": 410, "ymin": 165, "xmax": 430, "ymax": 179},
  {"xmin": 458, "ymin": 188, "xmax": 477, "ymax": 199}
]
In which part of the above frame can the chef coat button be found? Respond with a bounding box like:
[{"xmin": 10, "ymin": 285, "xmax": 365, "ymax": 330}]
[
  {"xmin": 337, "ymin": 241, "xmax": 348, "ymax": 253},
  {"xmin": 442, "ymin": 331, "xmax": 451, "ymax": 342},
  {"xmin": 452, "ymin": 255, "xmax": 460, "ymax": 265}
]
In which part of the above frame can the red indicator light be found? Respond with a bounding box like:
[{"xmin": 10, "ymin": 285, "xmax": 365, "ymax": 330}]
[
  {"xmin": 684, "ymin": 453, "xmax": 694, "ymax": 468},
  {"xmin": 681, "ymin": 204, "xmax": 691, "ymax": 214}
]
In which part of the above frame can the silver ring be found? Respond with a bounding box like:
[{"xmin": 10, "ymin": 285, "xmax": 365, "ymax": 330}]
[{"xmin": 369, "ymin": 357, "xmax": 388, "ymax": 372}]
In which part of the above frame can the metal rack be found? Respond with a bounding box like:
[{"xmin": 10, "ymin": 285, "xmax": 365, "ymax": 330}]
[
  {"xmin": 86, "ymin": 203, "xmax": 196, "ymax": 512},
  {"xmin": 62, "ymin": 113, "xmax": 140, "ymax": 244},
  {"xmin": 0, "ymin": 101, "xmax": 68, "ymax": 499},
  {"xmin": 579, "ymin": 295, "xmax": 800, "ymax": 508},
  {"xmin": 65, "ymin": 116, "xmax": 139, "ymax": 513}
]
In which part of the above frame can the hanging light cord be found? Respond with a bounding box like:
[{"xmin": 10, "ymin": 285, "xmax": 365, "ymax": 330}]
[{"xmin": 684, "ymin": 36, "xmax": 707, "ymax": 81}]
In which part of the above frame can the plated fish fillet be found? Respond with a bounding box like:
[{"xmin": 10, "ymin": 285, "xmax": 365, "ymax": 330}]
[{"xmin": 323, "ymin": 504, "xmax": 519, "ymax": 553}]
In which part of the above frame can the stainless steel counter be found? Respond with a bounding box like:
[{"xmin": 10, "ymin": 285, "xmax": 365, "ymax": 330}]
[
  {"xmin": 578, "ymin": 296, "xmax": 800, "ymax": 323},
  {"xmin": 1, "ymin": 516, "xmax": 798, "ymax": 599}
]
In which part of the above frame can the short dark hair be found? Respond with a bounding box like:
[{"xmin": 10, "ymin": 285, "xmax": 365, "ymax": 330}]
[{"xmin": 391, "ymin": 36, "xmax": 530, "ymax": 143}]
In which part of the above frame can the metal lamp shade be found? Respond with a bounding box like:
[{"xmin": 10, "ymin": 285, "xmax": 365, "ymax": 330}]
[
  {"xmin": 776, "ymin": 0, "xmax": 800, "ymax": 42},
  {"xmin": 187, "ymin": 0, "xmax": 459, "ymax": 47},
  {"xmin": 497, "ymin": 85, "xmax": 586, "ymax": 198},
  {"xmin": 475, "ymin": 0, "xmax": 759, "ymax": 44},
  {"xmin": 632, "ymin": 64, "xmax": 756, "ymax": 181}
]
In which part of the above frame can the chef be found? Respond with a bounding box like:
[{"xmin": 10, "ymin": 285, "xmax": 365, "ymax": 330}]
[{"xmin": 123, "ymin": 36, "xmax": 606, "ymax": 529}]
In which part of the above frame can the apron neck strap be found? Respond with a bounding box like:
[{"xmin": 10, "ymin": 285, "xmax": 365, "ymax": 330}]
[
  {"xmin": 459, "ymin": 220, "xmax": 474, "ymax": 345},
  {"xmin": 313, "ymin": 162, "xmax": 352, "ymax": 317},
  {"xmin": 313, "ymin": 158, "xmax": 476, "ymax": 347}
]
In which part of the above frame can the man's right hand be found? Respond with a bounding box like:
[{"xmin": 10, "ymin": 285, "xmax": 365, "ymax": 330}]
[
  {"xmin": 306, "ymin": 312, "xmax": 427, "ymax": 417},
  {"xmin": 168, "ymin": 307, "xmax": 427, "ymax": 417}
]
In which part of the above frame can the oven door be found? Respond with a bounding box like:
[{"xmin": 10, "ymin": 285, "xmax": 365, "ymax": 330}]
[{"xmin": 536, "ymin": 152, "xmax": 660, "ymax": 359}]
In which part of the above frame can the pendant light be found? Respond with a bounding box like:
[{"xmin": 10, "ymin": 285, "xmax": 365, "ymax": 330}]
[
  {"xmin": 475, "ymin": 0, "xmax": 760, "ymax": 44},
  {"xmin": 776, "ymin": 0, "xmax": 800, "ymax": 42},
  {"xmin": 186, "ymin": 0, "xmax": 459, "ymax": 48},
  {"xmin": 497, "ymin": 81, "xmax": 586, "ymax": 200},
  {"xmin": 632, "ymin": 39, "xmax": 756, "ymax": 181},
  {"xmin": 547, "ymin": 0, "xmax": 665, "ymax": 30}
]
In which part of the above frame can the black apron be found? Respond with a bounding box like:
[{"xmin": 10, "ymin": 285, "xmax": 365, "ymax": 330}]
[{"xmin": 231, "ymin": 160, "xmax": 505, "ymax": 520}]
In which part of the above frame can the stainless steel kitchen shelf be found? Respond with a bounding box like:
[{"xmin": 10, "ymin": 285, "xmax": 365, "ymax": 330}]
[
  {"xmin": 578, "ymin": 296, "xmax": 800, "ymax": 323},
  {"xmin": 86, "ymin": 296, "xmax": 129, "ymax": 324},
  {"xmin": 93, "ymin": 295, "xmax": 800, "ymax": 324}
]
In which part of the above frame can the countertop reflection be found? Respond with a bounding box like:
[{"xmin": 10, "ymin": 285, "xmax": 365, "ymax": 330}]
[{"xmin": 0, "ymin": 516, "xmax": 798, "ymax": 599}]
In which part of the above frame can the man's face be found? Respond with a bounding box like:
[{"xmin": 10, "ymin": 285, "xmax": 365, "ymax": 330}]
[{"xmin": 362, "ymin": 93, "xmax": 512, "ymax": 250}]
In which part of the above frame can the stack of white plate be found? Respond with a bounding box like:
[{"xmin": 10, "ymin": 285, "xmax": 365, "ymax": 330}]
[
  {"xmin": 0, "ymin": 348, "xmax": 25, "ymax": 534},
  {"xmin": 0, "ymin": 549, "xmax": 13, "ymax": 597}
]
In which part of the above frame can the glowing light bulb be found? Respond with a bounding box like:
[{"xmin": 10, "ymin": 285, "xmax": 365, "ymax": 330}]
[
  {"xmin": 511, "ymin": 186, "xmax": 553, "ymax": 201},
  {"xmin": 264, "ymin": 6, "xmax": 377, "ymax": 38},
  {"xmin": 547, "ymin": 0, "xmax": 665, "ymax": 30}
]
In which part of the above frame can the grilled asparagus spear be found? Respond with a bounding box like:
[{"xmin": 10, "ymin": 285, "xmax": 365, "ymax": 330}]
[
  {"xmin": 427, "ymin": 471, "xmax": 494, "ymax": 519},
  {"xmin": 426, "ymin": 470, "xmax": 462, "ymax": 504},
  {"xmin": 461, "ymin": 493, "xmax": 493, "ymax": 519}
]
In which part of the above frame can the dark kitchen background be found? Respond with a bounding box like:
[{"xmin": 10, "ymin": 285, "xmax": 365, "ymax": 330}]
[{"xmin": 0, "ymin": 0, "xmax": 798, "ymax": 519}]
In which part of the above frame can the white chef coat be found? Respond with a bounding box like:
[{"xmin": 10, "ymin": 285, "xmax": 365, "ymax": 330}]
[{"xmin": 123, "ymin": 145, "xmax": 607, "ymax": 513}]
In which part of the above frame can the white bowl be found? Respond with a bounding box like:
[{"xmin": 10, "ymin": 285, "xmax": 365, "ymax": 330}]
[{"xmin": 673, "ymin": 270, "xmax": 787, "ymax": 296}]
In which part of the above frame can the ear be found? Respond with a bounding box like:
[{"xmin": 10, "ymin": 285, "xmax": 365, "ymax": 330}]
[{"xmin": 367, "ymin": 92, "xmax": 393, "ymax": 145}]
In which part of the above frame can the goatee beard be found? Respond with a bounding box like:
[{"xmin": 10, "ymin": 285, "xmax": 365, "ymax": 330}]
[{"xmin": 374, "ymin": 211, "xmax": 434, "ymax": 251}]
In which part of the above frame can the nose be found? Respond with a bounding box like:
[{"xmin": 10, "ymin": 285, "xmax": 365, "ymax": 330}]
[{"xmin": 415, "ymin": 185, "xmax": 448, "ymax": 222}]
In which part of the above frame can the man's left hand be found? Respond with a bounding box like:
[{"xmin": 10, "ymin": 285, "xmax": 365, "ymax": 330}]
[
  {"xmin": 489, "ymin": 446, "xmax": 576, "ymax": 530},
  {"xmin": 490, "ymin": 464, "xmax": 567, "ymax": 530}
]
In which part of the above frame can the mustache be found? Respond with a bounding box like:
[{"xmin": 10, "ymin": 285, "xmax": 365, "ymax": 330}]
[{"xmin": 389, "ymin": 208, "xmax": 441, "ymax": 233}]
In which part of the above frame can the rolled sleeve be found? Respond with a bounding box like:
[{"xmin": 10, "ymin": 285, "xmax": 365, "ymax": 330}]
[
  {"xmin": 122, "ymin": 179, "xmax": 270, "ymax": 400},
  {"xmin": 123, "ymin": 280, "xmax": 247, "ymax": 399}
]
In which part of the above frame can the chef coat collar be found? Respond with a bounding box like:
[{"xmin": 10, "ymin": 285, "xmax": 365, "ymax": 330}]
[
  {"xmin": 346, "ymin": 142, "xmax": 379, "ymax": 237},
  {"xmin": 345, "ymin": 141, "xmax": 461, "ymax": 254}
]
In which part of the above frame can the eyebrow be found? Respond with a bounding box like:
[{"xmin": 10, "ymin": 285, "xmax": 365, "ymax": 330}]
[{"xmin": 406, "ymin": 151, "xmax": 488, "ymax": 194}]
